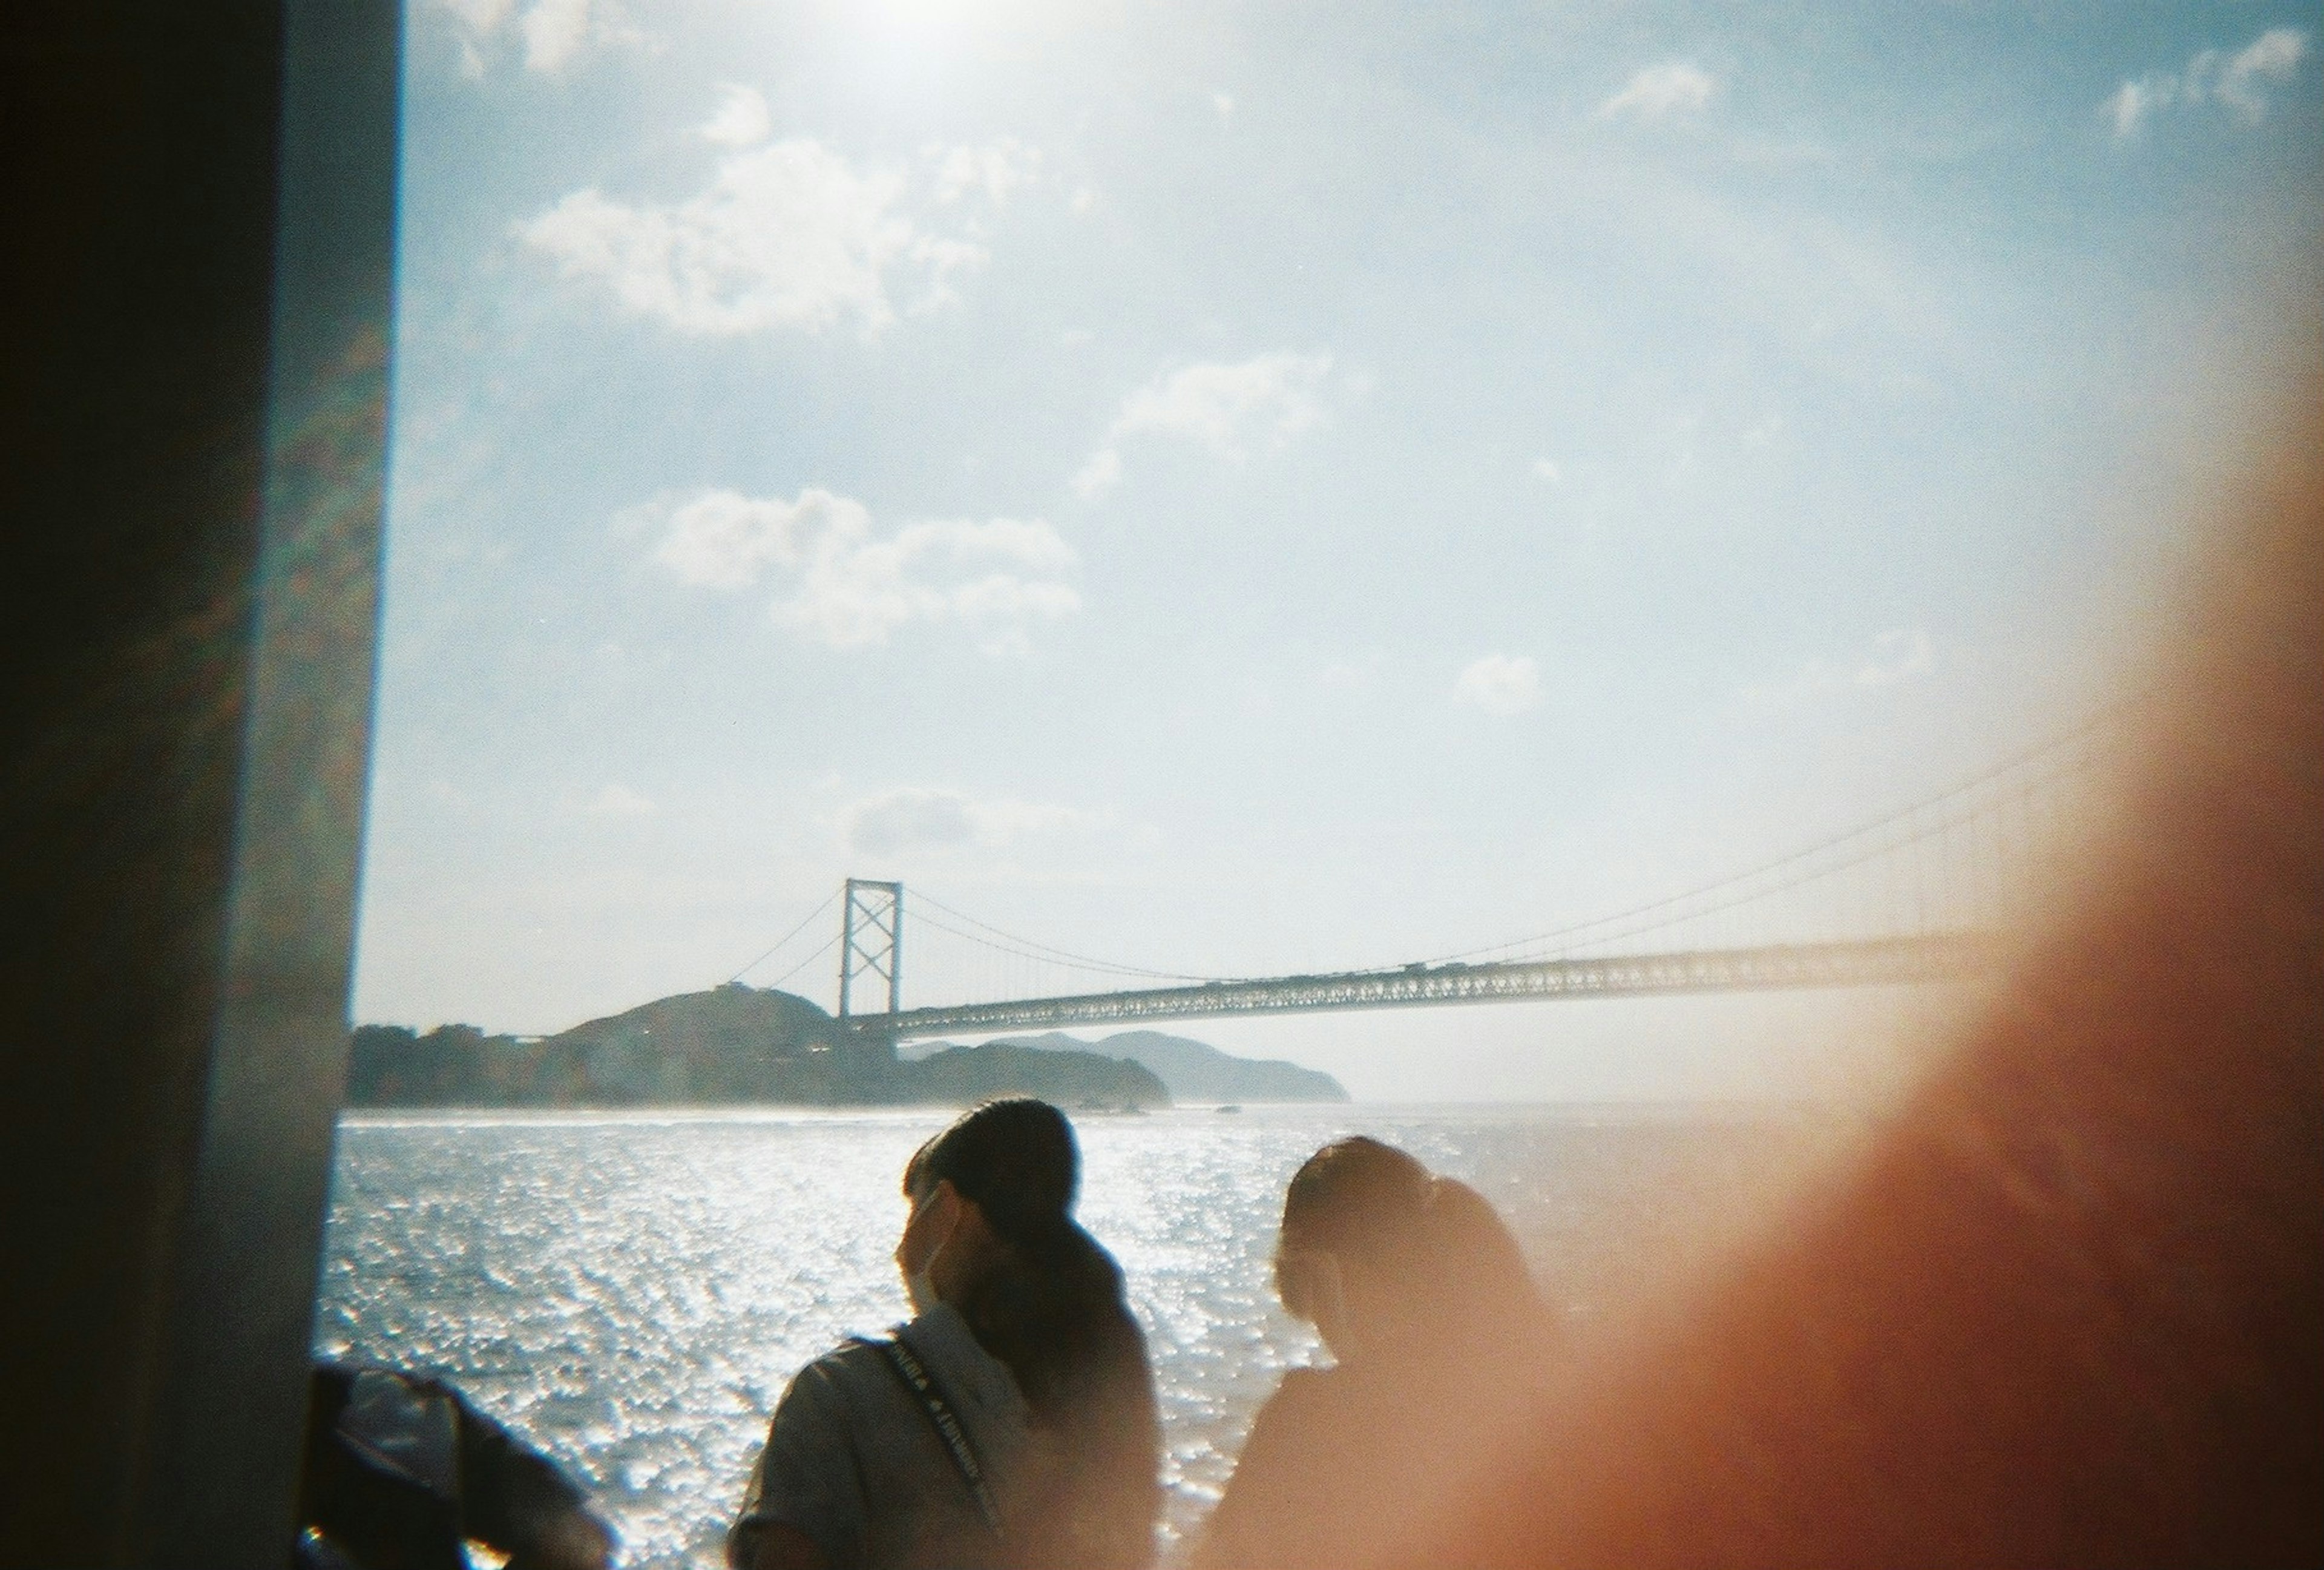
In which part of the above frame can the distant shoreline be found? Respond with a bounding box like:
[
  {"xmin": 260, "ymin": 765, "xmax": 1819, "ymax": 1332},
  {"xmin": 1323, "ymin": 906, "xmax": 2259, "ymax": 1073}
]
[
  {"xmin": 335, "ymin": 1098, "xmax": 1833, "ymax": 1125},
  {"xmin": 345, "ymin": 993, "xmax": 1346, "ymax": 1111}
]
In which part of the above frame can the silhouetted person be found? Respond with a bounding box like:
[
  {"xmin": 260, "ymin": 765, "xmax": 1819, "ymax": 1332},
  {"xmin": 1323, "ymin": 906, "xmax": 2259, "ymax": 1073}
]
[
  {"xmin": 729, "ymin": 1099, "xmax": 1161, "ymax": 1570},
  {"xmin": 295, "ymin": 1361, "xmax": 614, "ymax": 1570},
  {"xmin": 1192, "ymin": 1137, "xmax": 1552, "ymax": 1570}
]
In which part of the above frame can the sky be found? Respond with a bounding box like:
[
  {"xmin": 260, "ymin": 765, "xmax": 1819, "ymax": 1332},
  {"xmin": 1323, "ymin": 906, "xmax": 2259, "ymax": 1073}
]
[{"xmin": 352, "ymin": 0, "xmax": 2322, "ymax": 1099}]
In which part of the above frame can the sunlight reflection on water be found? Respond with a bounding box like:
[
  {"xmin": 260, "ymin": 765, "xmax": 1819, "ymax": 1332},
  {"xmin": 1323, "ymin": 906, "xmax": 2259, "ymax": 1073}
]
[{"xmin": 315, "ymin": 1104, "xmax": 1809, "ymax": 1567}]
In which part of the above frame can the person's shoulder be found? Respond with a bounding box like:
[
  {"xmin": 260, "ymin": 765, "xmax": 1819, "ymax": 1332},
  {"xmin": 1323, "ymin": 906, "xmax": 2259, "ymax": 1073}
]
[
  {"xmin": 763, "ymin": 1339, "xmax": 893, "ymax": 1456},
  {"xmin": 1265, "ymin": 1365, "xmax": 1342, "ymax": 1410},
  {"xmin": 1242, "ymin": 1366, "xmax": 1345, "ymax": 1445},
  {"xmin": 1193, "ymin": 1368, "xmax": 1351, "ymax": 1570},
  {"xmin": 899, "ymin": 1303, "xmax": 1031, "ymax": 1422},
  {"xmin": 892, "ymin": 1302, "xmax": 980, "ymax": 1368},
  {"xmin": 790, "ymin": 1335, "xmax": 893, "ymax": 1395}
]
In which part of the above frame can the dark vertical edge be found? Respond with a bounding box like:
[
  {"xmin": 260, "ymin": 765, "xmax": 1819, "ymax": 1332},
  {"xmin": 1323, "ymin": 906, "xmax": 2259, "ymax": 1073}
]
[
  {"xmin": 129, "ymin": 0, "xmax": 404, "ymax": 1563},
  {"xmin": 0, "ymin": 4, "xmax": 287, "ymax": 1563}
]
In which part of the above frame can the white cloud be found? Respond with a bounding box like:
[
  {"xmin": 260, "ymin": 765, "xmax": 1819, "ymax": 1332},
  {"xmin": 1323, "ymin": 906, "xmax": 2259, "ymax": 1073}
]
[
  {"xmin": 1212, "ymin": 91, "xmax": 1236, "ymax": 121},
  {"xmin": 641, "ymin": 488, "xmax": 1079, "ymax": 653},
  {"xmin": 435, "ymin": 0, "xmax": 640, "ymax": 76},
  {"xmin": 583, "ymin": 782, "xmax": 656, "ymax": 818},
  {"xmin": 1532, "ymin": 458, "xmax": 1563, "ymax": 482},
  {"xmin": 1075, "ymin": 352, "xmax": 1332, "ymax": 499},
  {"xmin": 844, "ymin": 787, "xmax": 1108, "ymax": 856},
  {"xmin": 1117, "ymin": 353, "xmax": 1333, "ymax": 452},
  {"xmin": 1601, "ymin": 61, "xmax": 1717, "ymax": 120},
  {"xmin": 701, "ymin": 84, "xmax": 772, "ymax": 148},
  {"xmin": 1738, "ymin": 628, "xmax": 1935, "ymax": 713},
  {"xmin": 847, "ymin": 789, "xmax": 977, "ymax": 855},
  {"xmin": 2107, "ymin": 28, "xmax": 2308, "ymax": 138},
  {"xmin": 522, "ymin": 119, "xmax": 1041, "ymax": 337},
  {"xmin": 651, "ymin": 487, "xmax": 832, "ymax": 588},
  {"xmin": 930, "ymin": 137, "xmax": 1041, "ymax": 205},
  {"xmin": 1069, "ymin": 447, "xmax": 1123, "ymax": 501},
  {"xmin": 437, "ymin": 0, "xmax": 513, "ymax": 52},
  {"xmin": 2106, "ymin": 77, "xmax": 2170, "ymax": 139},
  {"xmin": 523, "ymin": 145, "xmax": 911, "ymax": 336},
  {"xmin": 519, "ymin": 0, "xmax": 588, "ymax": 71},
  {"xmin": 2216, "ymin": 28, "xmax": 2309, "ymax": 120},
  {"xmin": 1454, "ymin": 654, "xmax": 1542, "ymax": 716},
  {"xmin": 784, "ymin": 517, "xmax": 1079, "ymax": 654}
]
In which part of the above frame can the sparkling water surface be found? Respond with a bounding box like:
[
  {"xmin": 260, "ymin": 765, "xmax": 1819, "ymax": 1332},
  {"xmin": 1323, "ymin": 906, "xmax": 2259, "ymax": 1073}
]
[{"xmin": 316, "ymin": 1103, "xmax": 1813, "ymax": 1567}]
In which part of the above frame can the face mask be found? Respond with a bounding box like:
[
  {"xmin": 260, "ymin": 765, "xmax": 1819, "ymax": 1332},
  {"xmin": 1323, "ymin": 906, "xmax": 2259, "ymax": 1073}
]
[
  {"xmin": 904, "ymin": 1197, "xmax": 958, "ymax": 1315},
  {"xmin": 905, "ymin": 1252, "xmax": 940, "ymax": 1315}
]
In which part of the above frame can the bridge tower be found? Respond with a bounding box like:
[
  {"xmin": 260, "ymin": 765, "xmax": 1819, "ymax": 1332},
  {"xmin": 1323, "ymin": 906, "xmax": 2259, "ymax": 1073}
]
[{"xmin": 838, "ymin": 878, "xmax": 904, "ymax": 1020}]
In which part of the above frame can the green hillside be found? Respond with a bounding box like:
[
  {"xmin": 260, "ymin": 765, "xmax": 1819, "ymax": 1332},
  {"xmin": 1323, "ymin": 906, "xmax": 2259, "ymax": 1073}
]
[{"xmin": 345, "ymin": 983, "xmax": 1167, "ymax": 1110}]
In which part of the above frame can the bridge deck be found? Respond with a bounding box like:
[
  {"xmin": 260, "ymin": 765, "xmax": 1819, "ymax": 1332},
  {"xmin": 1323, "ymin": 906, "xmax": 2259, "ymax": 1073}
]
[{"xmin": 846, "ymin": 931, "xmax": 1992, "ymax": 1040}]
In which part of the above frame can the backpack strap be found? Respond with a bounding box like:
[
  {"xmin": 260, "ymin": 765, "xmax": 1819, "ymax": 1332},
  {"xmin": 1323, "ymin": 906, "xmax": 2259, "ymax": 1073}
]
[{"xmin": 855, "ymin": 1333, "xmax": 1004, "ymax": 1534}]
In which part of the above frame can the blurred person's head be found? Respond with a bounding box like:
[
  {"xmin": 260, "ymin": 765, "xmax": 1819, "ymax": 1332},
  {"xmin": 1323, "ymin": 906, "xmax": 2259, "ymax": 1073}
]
[{"xmin": 1274, "ymin": 1136, "xmax": 1543, "ymax": 1367}]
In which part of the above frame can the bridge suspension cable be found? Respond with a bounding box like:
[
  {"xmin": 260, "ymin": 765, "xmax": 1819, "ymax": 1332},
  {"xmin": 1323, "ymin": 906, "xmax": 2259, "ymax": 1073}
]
[
  {"xmin": 734, "ymin": 707, "xmax": 2119, "ymax": 1028},
  {"xmin": 724, "ymin": 885, "xmax": 841, "ymax": 986},
  {"xmin": 1420, "ymin": 714, "xmax": 2110, "ymax": 968},
  {"xmin": 906, "ymin": 888, "xmax": 1225, "ymax": 984},
  {"xmin": 764, "ymin": 929, "xmax": 844, "ymax": 991}
]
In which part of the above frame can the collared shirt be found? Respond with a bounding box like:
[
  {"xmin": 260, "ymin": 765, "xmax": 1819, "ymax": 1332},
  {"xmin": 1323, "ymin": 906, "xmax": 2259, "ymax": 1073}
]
[{"xmin": 729, "ymin": 1304, "xmax": 1036, "ymax": 1570}]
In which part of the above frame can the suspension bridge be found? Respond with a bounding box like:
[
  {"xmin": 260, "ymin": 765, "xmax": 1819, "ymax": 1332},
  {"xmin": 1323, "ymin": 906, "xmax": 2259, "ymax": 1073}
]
[{"xmin": 729, "ymin": 721, "xmax": 2106, "ymax": 1043}]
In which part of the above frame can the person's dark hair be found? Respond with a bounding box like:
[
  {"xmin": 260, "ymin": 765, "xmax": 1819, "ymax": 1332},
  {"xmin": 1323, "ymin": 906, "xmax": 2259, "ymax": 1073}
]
[
  {"xmin": 1275, "ymin": 1135, "xmax": 1545, "ymax": 1351},
  {"xmin": 906, "ymin": 1099, "xmax": 1160, "ymax": 1568},
  {"xmin": 1273, "ymin": 1136, "xmax": 1428, "ymax": 1320}
]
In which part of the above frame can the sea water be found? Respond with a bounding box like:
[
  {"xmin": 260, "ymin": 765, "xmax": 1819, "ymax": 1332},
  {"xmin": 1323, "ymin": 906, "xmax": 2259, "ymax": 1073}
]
[{"xmin": 314, "ymin": 1103, "xmax": 1819, "ymax": 1567}]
